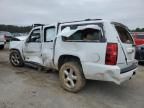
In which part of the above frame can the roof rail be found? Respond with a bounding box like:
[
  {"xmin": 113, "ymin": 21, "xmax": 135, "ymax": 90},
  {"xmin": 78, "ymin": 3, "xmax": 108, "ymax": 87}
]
[
  {"xmin": 32, "ymin": 24, "xmax": 45, "ymax": 28},
  {"xmin": 60, "ymin": 18, "xmax": 102, "ymax": 24}
]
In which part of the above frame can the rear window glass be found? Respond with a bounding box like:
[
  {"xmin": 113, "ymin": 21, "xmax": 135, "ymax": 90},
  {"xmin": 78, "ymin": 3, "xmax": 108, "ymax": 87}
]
[
  {"xmin": 115, "ymin": 26, "xmax": 134, "ymax": 44},
  {"xmin": 137, "ymin": 35, "xmax": 144, "ymax": 39},
  {"xmin": 61, "ymin": 23, "xmax": 105, "ymax": 42},
  {"xmin": 63, "ymin": 28, "xmax": 103, "ymax": 42}
]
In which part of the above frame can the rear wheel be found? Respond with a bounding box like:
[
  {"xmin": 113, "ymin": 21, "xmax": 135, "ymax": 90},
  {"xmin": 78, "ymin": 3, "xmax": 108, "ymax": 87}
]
[
  {"xmin": 0, "ymin": 45, "xmax": 4, "ymax": 49},
  {"xmin": 9, "ymin": 50, "xmax": 24, "ymax": 67},
  {"xmin": 59, "ymin": 61, "xmax": 86, "ymax": 93}
]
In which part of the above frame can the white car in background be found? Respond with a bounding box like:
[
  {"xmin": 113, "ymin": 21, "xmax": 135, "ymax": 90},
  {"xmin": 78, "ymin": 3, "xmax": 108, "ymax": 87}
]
[{"xmin": 0, "ymin": 31, "xmax": 6, "ymax": 49}]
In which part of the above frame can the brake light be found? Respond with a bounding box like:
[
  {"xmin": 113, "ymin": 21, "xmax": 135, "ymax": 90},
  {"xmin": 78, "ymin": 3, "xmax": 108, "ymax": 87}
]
[{"xmin": 105, "ymin": 43, "xmax": 118, "ymax": 65}]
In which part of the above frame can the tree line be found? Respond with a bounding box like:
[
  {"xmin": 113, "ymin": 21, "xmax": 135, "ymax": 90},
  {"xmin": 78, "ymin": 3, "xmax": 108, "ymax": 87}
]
[
  {"xmin": 0, "ymin": 24, "xmax": 32, "ymax": 33},
  {"xmin": 0, "ymin": 24, "xmax": 144, "ymax": 33},
  {"xmin": 131, "ymin": 28, "xmax": 144, "ymax": 32}
]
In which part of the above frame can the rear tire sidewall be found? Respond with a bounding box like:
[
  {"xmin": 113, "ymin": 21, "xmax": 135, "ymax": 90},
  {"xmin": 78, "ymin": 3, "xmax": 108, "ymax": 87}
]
[
  {"xmin": 9, "ymin": 50, "xmax": 24, "ymax": 67},
  {"xmin": 59, "ymin": 61, "xmax": 86, "ymax": 93}
]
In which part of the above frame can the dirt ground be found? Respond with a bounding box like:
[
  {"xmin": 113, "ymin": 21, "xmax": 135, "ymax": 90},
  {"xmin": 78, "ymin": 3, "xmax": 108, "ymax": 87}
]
[{"xmin": 0, "ymin": 47, "xmax": 144, "ymax": 108}]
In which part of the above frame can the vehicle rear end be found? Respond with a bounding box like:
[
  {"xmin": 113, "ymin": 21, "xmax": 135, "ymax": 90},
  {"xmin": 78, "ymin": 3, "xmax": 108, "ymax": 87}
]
[
  {"xmin": 57, "ymin": 20, "xmax": 137, "ymax": 85},
  {"xmin": 0, "ymin": 32, "xmax": 6, "ymax": 49},
  {"xmin": 133, "ymin": 32, "xmax": 144, "ymax": 61},
  {"xmin": 133, "ymin": 32, "xmax": 144, "ymax": 46},
  {"xmin": 103, "ymin": 21, "xmax": 137, "ymax": 84}
]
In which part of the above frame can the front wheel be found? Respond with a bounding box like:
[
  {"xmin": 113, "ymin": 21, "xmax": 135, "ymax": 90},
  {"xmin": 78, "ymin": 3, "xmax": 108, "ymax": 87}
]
[
  {"xmin": 9, "ymin": 50, "xmax": 24, "ymax": 67},
  {"xmin": 59, "ymin": 61, "xmax": 86, "ymax": 93}
]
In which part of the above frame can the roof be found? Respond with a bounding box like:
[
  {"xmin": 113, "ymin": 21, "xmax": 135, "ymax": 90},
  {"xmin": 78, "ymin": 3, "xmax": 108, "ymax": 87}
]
[{"xmin": 33, "ymin": 19, "xmax": 109, "ymax": 28}]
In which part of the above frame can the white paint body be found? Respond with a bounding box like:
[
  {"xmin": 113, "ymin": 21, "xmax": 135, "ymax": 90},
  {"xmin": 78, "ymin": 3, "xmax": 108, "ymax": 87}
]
[
  {"xmin": 0, "ymin": 34, "xmax": 5, "ymax": 46},
  {"xmin": 9, "ymin": 20, "xmax": 138, "ymax": 84}
]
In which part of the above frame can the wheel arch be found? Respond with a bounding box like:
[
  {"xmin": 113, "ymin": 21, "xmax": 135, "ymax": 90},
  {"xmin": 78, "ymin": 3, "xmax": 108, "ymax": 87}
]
[
  {"xmin": 10, "ymin": 48, "xmax": 24, "ymax": 60},
  {"xmin": 58, "ymin": 54, "xmax": 82, "ymax": 70},
  {"xmin": 10, "ymin": 48, "xmax": 20, "ymax": 53}
]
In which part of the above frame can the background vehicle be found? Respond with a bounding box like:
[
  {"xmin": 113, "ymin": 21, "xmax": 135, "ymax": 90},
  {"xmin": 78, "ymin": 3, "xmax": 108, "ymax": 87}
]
[
  {"xmin": 135, "ymin": 45, "xmax": 144, "ymax": 62},
  {"xmin": 0, "ymin": 31, "xmax": 6, "ymax": 49},
  {"xmin": 9, "ymin": 19, "xmax": 137, "ymax": 92},
  {"xmin": 132, "ymin": 32, "xmax": 144, "ymax": 46},
  {"xmin": 131, "ymin": 32, "xmax": 144, "ymax": 62},
  {"xmin": 0, "ymin": 31, "xmax": 13, "ymax": 42}
]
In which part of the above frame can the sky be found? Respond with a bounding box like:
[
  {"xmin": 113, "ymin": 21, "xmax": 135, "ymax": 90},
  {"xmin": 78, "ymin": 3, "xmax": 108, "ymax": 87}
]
[{"xmin": 0, "ymin": 0, "xmax": 143, "ymax": 29}]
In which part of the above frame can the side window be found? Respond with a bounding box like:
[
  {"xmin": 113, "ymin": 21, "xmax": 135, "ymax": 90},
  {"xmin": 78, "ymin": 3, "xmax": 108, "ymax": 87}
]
[
  {"xmin": 63, "ymin": 28, "xmax": 102, "ymax": 42},
  {"xmin": 27, "ymin": 29, "xmax": 41, "ymax": 43},
  {"xmin": 44, "ymin": 27, "xmax": 56, "ymax": 42}
]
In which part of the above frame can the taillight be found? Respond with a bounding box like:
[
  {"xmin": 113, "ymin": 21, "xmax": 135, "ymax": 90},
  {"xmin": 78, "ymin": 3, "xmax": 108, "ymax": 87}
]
[{"xmin": 105, "ymin": 43, "xmax": 118, "ymax": 65}]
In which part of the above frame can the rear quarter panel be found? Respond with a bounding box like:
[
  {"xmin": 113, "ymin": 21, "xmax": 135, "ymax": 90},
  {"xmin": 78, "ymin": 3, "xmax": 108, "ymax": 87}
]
[{"xmin": 54, "ymin": 37, "xmax": 107, "ymax": 69}]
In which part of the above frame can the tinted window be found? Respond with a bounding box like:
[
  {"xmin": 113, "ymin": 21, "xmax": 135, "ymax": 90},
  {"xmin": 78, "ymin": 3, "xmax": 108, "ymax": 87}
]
[
  {"xmin": 63, "ymin": 28, "xmax": 102, "ymax": 42},
  {"xmin": 115, "ymin": 26, "xmax": 134, "ymax": 44},
  {"xmin": 44, "ymin": 27, "xmax": 56, "ymax": 42}
]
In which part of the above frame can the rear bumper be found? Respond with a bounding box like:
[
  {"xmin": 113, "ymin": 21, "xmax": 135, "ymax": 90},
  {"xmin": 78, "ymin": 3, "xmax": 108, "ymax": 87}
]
[
  {"xmin": 82, "ymin": 62, "xmax": 138, "ymax": 84},
  {"xmin": 118, "ymin": 68, "xmax": 136, "ymax": 84},
  {"xmin": 135, "ymin": 46, "xmax": 144, "ymax": 61},
  {"xmin": 120, "ymin": 62, "xmax": 137, "ymax": 74}
]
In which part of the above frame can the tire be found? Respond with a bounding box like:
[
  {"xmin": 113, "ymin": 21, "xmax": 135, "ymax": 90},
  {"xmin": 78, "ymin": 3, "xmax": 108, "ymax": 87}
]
[
  {"xmin": 59, "ymin": 61, "xmax": 86, "ymax": 93},
  {"xmin": 0, "ymin": 45, "xmax": 4, "ymax": 49},
  {"xmin": 9, "ymin": 50, "xmax": 24, "ymax": 67}
]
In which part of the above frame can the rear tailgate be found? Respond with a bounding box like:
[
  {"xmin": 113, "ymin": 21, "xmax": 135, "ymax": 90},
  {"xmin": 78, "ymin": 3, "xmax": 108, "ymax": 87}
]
[{"xmin": 113, "ymin": 23, "xmax": 137, "ymax": 72}]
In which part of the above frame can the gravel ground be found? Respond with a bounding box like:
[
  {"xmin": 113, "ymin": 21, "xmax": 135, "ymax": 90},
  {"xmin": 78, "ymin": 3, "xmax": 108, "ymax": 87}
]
[{"xmin": 0, "ymin": 47, "xmax": 144, "ymax": 108}]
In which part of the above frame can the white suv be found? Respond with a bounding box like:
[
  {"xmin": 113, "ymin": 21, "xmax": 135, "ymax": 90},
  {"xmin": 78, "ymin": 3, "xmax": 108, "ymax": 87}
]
[{"xmin": 9, "ymin": 19, "xmax": 138, "ymax": 92}]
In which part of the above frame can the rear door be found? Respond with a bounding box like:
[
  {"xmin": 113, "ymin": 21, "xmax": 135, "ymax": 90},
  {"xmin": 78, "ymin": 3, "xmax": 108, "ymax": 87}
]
[
  {"xmin": 42, "ymin": 25, "xmax": 56, "ymax": 68},
  {"xmin": 114, "ymin": 25, "xmax": 136, "ymax": 65}
]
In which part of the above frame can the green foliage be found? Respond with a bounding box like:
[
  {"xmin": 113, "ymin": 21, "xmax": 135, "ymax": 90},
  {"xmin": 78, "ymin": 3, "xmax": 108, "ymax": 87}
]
[
  {"xmin": 131, "ymin": 28, "xmax": 144, "ymax": 32},
  {"xmin": 0, "ymin": 24, "xmax": 32, "ymax": 33}
]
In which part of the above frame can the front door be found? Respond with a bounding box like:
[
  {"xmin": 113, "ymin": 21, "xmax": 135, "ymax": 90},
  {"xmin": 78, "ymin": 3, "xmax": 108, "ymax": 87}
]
[{"xmin": 23, "ymin": 28, "xmax": 43, "ymax": 65}]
